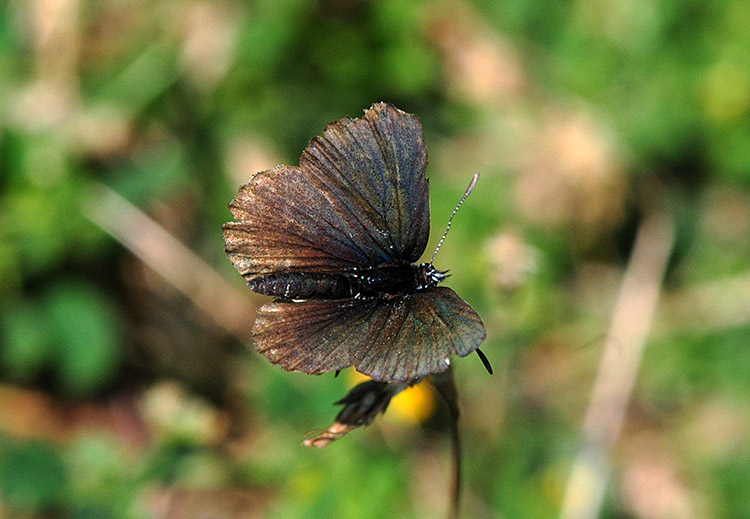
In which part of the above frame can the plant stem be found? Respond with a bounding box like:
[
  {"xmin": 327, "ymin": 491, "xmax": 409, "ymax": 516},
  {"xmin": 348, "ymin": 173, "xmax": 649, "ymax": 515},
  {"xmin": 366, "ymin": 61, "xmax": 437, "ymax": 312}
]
[{"xmin": 432, "ymin": 369, "xmax": 461, "ymax": 519}]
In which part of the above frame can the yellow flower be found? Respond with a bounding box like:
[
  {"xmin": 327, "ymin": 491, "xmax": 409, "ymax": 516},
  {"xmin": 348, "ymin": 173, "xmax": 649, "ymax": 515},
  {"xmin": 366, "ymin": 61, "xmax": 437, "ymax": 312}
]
[
  {"xmin": 347, "ymin": 371, "xmax": 436, "ymax": 425},
  {"xmin": 389, "ymin": 382, "xmax": 437, "ymax": 424}
]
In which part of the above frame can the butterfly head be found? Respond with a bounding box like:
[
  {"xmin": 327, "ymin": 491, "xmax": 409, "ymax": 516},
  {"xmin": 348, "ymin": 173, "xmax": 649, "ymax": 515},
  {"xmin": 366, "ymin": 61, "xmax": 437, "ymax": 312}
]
[{"xmin": 416, "ymin": 263, "xmax": 448, "ymax": 289}]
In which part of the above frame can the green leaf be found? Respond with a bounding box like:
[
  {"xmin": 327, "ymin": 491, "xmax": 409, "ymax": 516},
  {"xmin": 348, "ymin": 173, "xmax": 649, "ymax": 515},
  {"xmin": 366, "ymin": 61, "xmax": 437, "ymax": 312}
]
[
  {"xmin": 0, "ymin": 442, "xmax": 67, "ymax": 511},
  {"xmin": 0, "ymin": 300, "xmax": 53, "ymax": 379},
  {"xmin": 43, "ymin": 280, "xmax": 124, "ymax": 396}
]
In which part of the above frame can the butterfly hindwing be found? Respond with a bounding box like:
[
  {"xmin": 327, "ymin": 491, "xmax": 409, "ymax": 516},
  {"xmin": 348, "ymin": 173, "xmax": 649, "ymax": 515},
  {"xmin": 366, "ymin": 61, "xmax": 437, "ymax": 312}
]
[
  {"xmin": 352, "ymin": 287, "xmax": 486, "ymax": 381},
  {"xmin": 252, "ymin": 298, "xmax": 383, "ymax": 375},
  {"xmin": 252, "ymin": 287, "xmax": 485, "ymax": 382}
]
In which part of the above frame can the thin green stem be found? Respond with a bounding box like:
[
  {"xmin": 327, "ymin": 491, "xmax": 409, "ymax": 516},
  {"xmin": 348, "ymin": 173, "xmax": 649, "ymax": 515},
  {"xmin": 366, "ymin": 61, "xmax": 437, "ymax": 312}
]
[{"xmin": 431, "ymin": 369, "xmax": 461, "ymax": 519}]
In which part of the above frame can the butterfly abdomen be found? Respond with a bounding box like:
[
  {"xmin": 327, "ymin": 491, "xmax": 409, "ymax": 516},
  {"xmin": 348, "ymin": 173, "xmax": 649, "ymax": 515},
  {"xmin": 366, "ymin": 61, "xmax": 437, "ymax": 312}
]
[
  {"xmin": 247, "ymin": 264, "xmax": 434, "ymax": 300},
  {"xmin": 248, "ymin": 272, "xmax": 359, "ymax": 300}
]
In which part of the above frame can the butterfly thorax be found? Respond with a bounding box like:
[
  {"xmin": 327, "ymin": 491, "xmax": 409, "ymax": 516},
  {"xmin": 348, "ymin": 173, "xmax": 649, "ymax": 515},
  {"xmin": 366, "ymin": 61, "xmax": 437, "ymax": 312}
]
[{"xmin": 248, "ymin": 263, "xmax": 446, "ymax": 301}]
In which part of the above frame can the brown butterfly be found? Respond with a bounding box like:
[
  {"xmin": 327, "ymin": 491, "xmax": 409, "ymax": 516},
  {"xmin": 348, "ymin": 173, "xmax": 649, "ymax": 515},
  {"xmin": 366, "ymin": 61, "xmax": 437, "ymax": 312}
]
[{"xmin": 223, "ymin": 103, "xmax": 487, "ymax": 382}]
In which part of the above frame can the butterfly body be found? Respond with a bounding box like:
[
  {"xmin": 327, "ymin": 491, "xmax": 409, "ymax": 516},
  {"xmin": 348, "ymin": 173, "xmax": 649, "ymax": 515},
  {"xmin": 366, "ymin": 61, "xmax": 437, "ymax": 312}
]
[
  {"xmin": 224, "ymin": 103, "xmax": 486, "ymax": 382},
  {"xmin": 247, "ymin": 263, "xmax": 447, "ymax": 301}
]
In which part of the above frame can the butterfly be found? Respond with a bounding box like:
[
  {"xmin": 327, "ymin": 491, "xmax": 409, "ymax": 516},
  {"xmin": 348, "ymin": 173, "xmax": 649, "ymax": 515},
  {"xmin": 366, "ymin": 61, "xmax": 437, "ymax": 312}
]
[{"xmin": 223, "ymin": 103, "xmax": 487, "ymax": 383}]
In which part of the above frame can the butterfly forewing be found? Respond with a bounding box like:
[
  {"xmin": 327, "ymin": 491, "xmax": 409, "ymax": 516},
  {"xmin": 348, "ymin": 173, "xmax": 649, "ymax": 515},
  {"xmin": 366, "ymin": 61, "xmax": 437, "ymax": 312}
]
[
  {"xmin": 223, "ymin": 103, "xmax": 430, "ymax": 281},
  {"xmin": 224, "ymin": 166, "xmax": 371, "ymax": 277},
  {"xmin": 301, "ymin": 103, "xmax": 430, "ymax": 265}
]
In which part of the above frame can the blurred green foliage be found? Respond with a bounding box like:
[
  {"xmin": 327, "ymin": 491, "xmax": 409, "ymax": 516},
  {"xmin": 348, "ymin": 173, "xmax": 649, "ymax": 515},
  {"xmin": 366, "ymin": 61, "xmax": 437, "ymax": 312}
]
[
  {"xmin": 0, "ymin": 441, "xmax": 67, "ymax": 511},
  {"xmin": 477, "ymin": 0, "xmax": 750, "ymax": 182},
  {"xmin": 0, "ymin": 0, "xmax": 749, "ymax": 517}
]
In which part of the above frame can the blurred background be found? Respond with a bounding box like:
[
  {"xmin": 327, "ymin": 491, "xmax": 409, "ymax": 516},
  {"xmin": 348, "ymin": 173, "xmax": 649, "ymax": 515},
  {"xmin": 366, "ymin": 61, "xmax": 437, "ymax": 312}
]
[{"xmin": 1, "ymin": 0, "xmax": 749, "ymax": 517}]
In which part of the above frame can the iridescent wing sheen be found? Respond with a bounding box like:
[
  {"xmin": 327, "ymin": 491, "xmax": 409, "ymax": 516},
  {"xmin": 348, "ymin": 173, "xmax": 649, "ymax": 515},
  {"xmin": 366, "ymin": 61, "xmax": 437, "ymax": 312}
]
[
  {"xmin": 223, "ymin": 103, "xmax": 430, "ymax": 279},
  {"xmin": 252, "ymin": 287, "xmax": 486, "ymax": 382}
]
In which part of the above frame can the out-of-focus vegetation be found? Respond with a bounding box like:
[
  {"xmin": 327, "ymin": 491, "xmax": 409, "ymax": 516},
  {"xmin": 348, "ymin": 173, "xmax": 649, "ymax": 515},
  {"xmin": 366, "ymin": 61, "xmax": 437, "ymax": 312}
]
[{"xmin": 1, "ymin": 0, "xmax": 749, "ymax": 517}]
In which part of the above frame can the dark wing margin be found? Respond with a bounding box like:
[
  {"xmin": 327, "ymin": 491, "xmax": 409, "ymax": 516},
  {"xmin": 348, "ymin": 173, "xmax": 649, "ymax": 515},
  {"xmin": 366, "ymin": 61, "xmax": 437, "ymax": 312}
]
[
  {"xmin": 252, "ymin": 287, "xmax": 486, "ymax": 382},
  {"xmin": 301, "ymin": 103, "xmax": 430, "ymax": 265},
  {"xmin": 223, "ymin": 103, "xmax": 431, "ymax": 279}
]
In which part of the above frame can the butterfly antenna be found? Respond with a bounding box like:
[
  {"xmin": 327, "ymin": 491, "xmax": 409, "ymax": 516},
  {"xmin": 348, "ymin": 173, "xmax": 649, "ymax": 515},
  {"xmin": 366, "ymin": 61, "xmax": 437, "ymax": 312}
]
[
  {"xmin": 476, "ymin": 348, "xmax": 493, "ymax": 375},
  {"xmin": 430, "ymin": 173, "xmax": 480, "ymax": 265}
]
